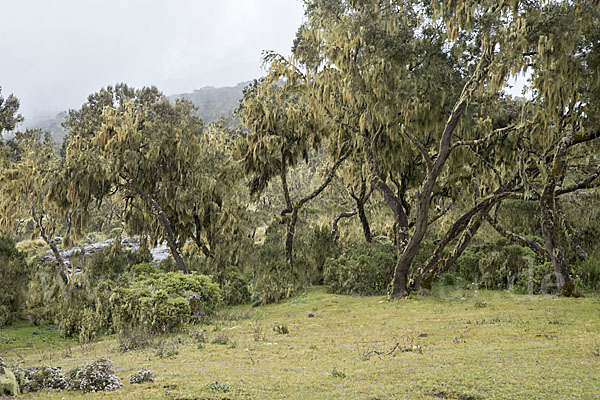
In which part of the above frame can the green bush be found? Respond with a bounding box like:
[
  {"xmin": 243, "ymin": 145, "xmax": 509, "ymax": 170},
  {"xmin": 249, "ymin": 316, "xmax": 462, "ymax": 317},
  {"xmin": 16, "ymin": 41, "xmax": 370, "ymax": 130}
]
[
  {"xmin": 220, "ymin": 268, "xmax": 251, "ymax": 305},
  {"xmin": 573, "ymin": 252, "xmax": 600, "ymax": 291},
  {"xmin": 109, "ymin": 270, "xmax": 221, "ymax": 334},
  {"xmin": 323, "ymin": 241, "xmax": 397, "ymax": 295},
  {"xmin": 450, "ymin": 239, "xmax": 540, "ymax": 291},
  {"xmin": 0, "ymin": 236, "xmax": 31, "ymax": 327},
  {"xmin": 299, "ymin": 225, "xmax": 340, "ymax": 284},
  {"xmin": 249, "ymin": 260, "xmax": 302, "ymax": 305}
]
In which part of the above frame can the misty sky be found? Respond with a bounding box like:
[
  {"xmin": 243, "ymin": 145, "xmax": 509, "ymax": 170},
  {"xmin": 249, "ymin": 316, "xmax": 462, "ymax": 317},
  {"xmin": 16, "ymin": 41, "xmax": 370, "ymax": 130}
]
[{"xmin": 0, "ymin": 0, "xmax": 305, "ymax": 124}]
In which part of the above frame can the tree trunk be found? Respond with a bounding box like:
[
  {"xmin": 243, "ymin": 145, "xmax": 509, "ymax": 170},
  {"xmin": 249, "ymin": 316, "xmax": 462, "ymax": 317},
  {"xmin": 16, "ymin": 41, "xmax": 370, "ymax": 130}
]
[
  {"xmin": 539, "ymin": 131, "xmax": 578, "ymax": 296},
  {"xmin": 332, "ymin": 210, "xmax": 357, "ymax": 240},
  {"xmin": 540, "ymin": 184, "xmax": 573, "ymax": 295},
  {"xmin": 357, "ymin": 200, "xmax": 372, "ymax": 242},
  {"xmin": 133, "ymin": 183, "xmax": 188, "ymax": 274},
  {"xmin": 285, "ymin": 208, "xmax": 298, "ymax": 268},
  {"xmin": 31, "ymin": 203, "xmax": 68, "ymax": 284}
]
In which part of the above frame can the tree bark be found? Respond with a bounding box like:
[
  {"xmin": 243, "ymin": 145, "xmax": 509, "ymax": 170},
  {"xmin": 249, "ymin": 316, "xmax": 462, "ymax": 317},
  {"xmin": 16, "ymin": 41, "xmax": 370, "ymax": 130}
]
[
  {"xmin": 332, "ymin": 210, "xmax": 357, "ymax": 240},
  {"xmin": 351, "ymin": 179, "xmax": 373, "ymax": 243},
  {"xmin": 132, "ymin": 183, "xmax": 188, "ymax": 274},
  {"xmin": 357, "ymin": 203, "xmax": 372, "ymax": 242},
  {"xmin": 485, "ymin": 212, "xmax": 547, "ymax": 259},
  {"xmin": 539, "ymin": 132, "xmax": 577, "ymax": 296},
  {"xmin": 285, "ymin": 208, "xmax": 298, "ymax": 267},
  {"xmin": 280, "ymin": 150, "xmax": 349, "ymax": 268},
  {"xmin": 31, "ymin": 203, "xmax": 68, "ymax": 284}
]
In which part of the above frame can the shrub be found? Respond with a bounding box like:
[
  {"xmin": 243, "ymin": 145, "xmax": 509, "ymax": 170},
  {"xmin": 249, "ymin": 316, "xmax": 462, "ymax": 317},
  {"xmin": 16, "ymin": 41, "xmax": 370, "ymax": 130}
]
[
  {"xmin": 66, "ymin": 357, "xmax": 122, "ymax": 392},
  {"xmin": 573, "ymin": 252, "xmax": 600, "ymax": 291},
  {"xmin": 221, "ymin": 268, "xmax": 251, "ymax": 305},
  {"xmin": 110, "ymin": 271, "xmax": 221, "ymax": 334},
  {"xmin": 299, "ymin": 225, "xmax": 340, "ymax": 284},
  {"xmin": 129, "ymin": 368, "xmax": 154, "ymax": 384},
  {"xmin": 323, "ymin": 241, "xmax": 396, "ymax": 295},
  {"xmin": 154, "ymin": 340, "xmax": 179, "ymax": 358},
  {"xmin": 22, "ymin": 366, "xmax": 68, "ymax": 392},
  {"xmin": 117, "ymin": 325, "xmax": 154, "ymax": 352},
  {"xmin": 249, "ymin": 260, "xmax": 302, "ymax": 305},
  {"xmin": 451, "ymin": 239, "xmax": 540, "ymax": 291},
  {"xmin": 0, "ymin": 236, "xmax": 31, "ymax": 326}
]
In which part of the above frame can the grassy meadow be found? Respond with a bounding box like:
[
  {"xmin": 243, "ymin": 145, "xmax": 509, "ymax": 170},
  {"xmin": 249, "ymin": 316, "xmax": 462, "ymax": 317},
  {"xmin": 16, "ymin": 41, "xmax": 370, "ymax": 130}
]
[{"xmin": 1, "ymin": 286, "xmax": 599, "ymax": 400}]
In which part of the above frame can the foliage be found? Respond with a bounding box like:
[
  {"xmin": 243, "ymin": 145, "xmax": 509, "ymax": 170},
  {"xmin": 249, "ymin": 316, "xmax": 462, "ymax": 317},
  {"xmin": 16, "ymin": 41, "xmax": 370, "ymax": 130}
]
[
  {"xmin": 450, "ymin": 239, "xmax": 539, "ymax": 291},
  {"xmin": 85, "ymin": 243, "xmax": 152, "ymax": 281},
  {"xmin": 0, "ymin": 236, "xmax": 31, "ymax": 327},
  {"xmin": 220, "ymin": 268, "xmax": 251, "ymax": 306},
  {"xmin": 129, "ymin": 368, "xmax": 154, "ymax": 384},
  {"xmin": 323, "ymin": 241, "xmax": 396, "ymax": 295},
  {"xmin": 66, "ymin": 357, "xmax": 122, "ymax": 392},
  {"xmin": 249, "ymin": 259, "xmax": 302, "ymax": 305},
  {"xmin": 56, "ymin": 246, "xmax": 150, "ymax": 339},
  {"xmin": 0, "ymin": 87, "xmax": 23, "ymax": 133},
  {"xmin": 22, "ymin": 366, "xmax": 68, "ymax": 392},
  {"xmin": 109, "ymin": 269, "xmax": 221, "ymax": 334},
  {"xmin": 573, "ymin": 252, "xmax": 600, "ymax": 292}
]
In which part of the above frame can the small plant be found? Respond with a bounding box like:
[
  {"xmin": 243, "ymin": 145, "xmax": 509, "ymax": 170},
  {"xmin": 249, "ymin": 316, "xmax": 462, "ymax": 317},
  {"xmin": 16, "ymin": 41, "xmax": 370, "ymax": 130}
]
[
  {"xmin": 129, "ymin": 368, "xmax": 154, "ymax": 384},
  {"xmin": 189, "ymin": 329, "xmax": 208, "ymax": 344},
  {"xmin": 452, "ymin": 335, "xmax": 465, "ymax": 344},
  {"xmin": 331, "ymin": 367, "xmax": 346, "ymax": 379},
  {"xmin": 154, "ymin": 340, "xmax": 179, "ymax": 359},
  {"xmin": 211, "ymin": 331, "xmax": 231, "ymax": 345},
  {"xmin": 22, "ymin": 366, "xmax": 68, "ymax": 392},
  {"xmin": 273, "ymin": 324, "xmax": 289, "ymax": 335},
  {"xmin": 66, "ymin": 357, "xmax": 123, "ymax": 393},
  {"xmin": 474, "ymin": 300, "xmax": 488, "ymax": 308},
  {"xmin": 117, "ymin": 326, "xmax": 154, "ymax": 352},
  {"xmin": 250, "ymin": 321, "xmax": 264, "ymax": 342},
  {"xmin": 400, "ymin": 344, "xmax": 423, "ymax": 353},
  {"xmin": 207, "ymin": 381, "xmax": 231, "ymax": 392}
]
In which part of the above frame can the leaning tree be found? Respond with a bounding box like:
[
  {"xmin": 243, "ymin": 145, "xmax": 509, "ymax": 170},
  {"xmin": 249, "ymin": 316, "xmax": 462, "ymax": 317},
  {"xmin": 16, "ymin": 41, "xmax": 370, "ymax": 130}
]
[{"xmin": 256, "ymin": 0, "xmax": 600, "ymax": 297}]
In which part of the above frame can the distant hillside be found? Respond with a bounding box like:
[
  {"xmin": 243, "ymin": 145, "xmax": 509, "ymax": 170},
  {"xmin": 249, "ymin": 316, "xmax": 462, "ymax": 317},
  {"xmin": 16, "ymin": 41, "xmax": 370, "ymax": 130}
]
[
  {"xmin": 30, "ymin": 111, "xmax": 68, "ymax": 148},
  {"xmin": 26, "ymin": 82, "xmax": 249, "ymax": 147},
  {"xmin": 169, "ymin": 81, "xmax": 250, "ymax": 124}
]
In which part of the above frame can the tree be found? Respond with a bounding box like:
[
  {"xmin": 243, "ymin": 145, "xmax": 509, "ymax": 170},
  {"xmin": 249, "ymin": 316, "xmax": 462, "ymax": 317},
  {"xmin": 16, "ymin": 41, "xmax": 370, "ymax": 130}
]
[
  {"xmin": 0, "ymin": 130, "xmax": 70, "ymax": 283},
  {"xmin": 238, "ymin": 79, "xmax": 349, "ymax": 268},
  {"xmin": 256, "ymin": 0, "xmax": 600, "ymax": 298},
  {"xmin": 0, "ymin": 88, "xmax": 23, "ymax": 134},
  {"xmin": 57, "ymin": 84, "xmax": 242, "ymax": 273}
]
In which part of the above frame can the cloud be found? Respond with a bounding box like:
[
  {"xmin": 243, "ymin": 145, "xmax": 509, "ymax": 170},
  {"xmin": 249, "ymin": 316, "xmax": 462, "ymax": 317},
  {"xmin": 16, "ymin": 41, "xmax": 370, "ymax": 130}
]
[{"xmin": 0, "ymin": 0, "xmax": 304, "ymax": 122}]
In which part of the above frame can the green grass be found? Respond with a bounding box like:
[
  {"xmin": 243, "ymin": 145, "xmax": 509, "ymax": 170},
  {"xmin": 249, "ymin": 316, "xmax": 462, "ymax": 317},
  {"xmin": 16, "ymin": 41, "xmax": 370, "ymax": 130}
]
[{"xmin": 2, "ymin": 286, "xmax": 599, "ymax": 399}]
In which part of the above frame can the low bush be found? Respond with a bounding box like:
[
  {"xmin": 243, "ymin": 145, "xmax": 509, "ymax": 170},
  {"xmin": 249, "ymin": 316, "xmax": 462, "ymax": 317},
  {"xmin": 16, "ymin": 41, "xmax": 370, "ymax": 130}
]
[
  {"xmin": 249, "ymin": 260, "xmax": 303, "ymax": 305},
  {"xmin": 129, "ymin": 368, "xmax": 154, "ymax": 384},
  {"xmin": 220, "ymin": 268, "xmax": 251, "ymax": 305},
  {"xmin": 451, "ymin": 239, "xmax": 541, "ymax": 292},
  {"xmin": 323, "ymin": 241, "xmax": 396, "ymax": 295},
  {"xmin": 22, "ymin": 366, "xmax": 68, "ymax": 392},
  {"xmin": 109, "ymin": 269, "xmax": 221, "ymax": 334},
  {"xmin": 66, "ymin": 357, "xmax": 122, "ymax": 392},
  {"xmin": 573, "ymin": 252, "xmax": 600, "ymax": 291}
]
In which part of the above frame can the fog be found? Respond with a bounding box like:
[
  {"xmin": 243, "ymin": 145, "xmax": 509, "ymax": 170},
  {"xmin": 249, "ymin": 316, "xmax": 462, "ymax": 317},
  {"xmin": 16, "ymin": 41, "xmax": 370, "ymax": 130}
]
[{"xmin": 0, "ymin": 0, "xmax": 304, "ymax": 125}]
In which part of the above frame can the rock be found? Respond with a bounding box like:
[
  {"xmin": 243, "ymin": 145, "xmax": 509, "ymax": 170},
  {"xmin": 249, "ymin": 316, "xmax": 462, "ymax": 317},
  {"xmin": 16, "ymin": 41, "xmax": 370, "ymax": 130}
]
[
  {"xmin": 0, "ymin": 365, "xmax": 20, "ymax": 396},
  {"xmin": 307, "ymin": 312, "xmax": 316, "ymax": 318},
  {"xmin": 418, "ymin": 333, "xmax": 428, "ymax": 337}
]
